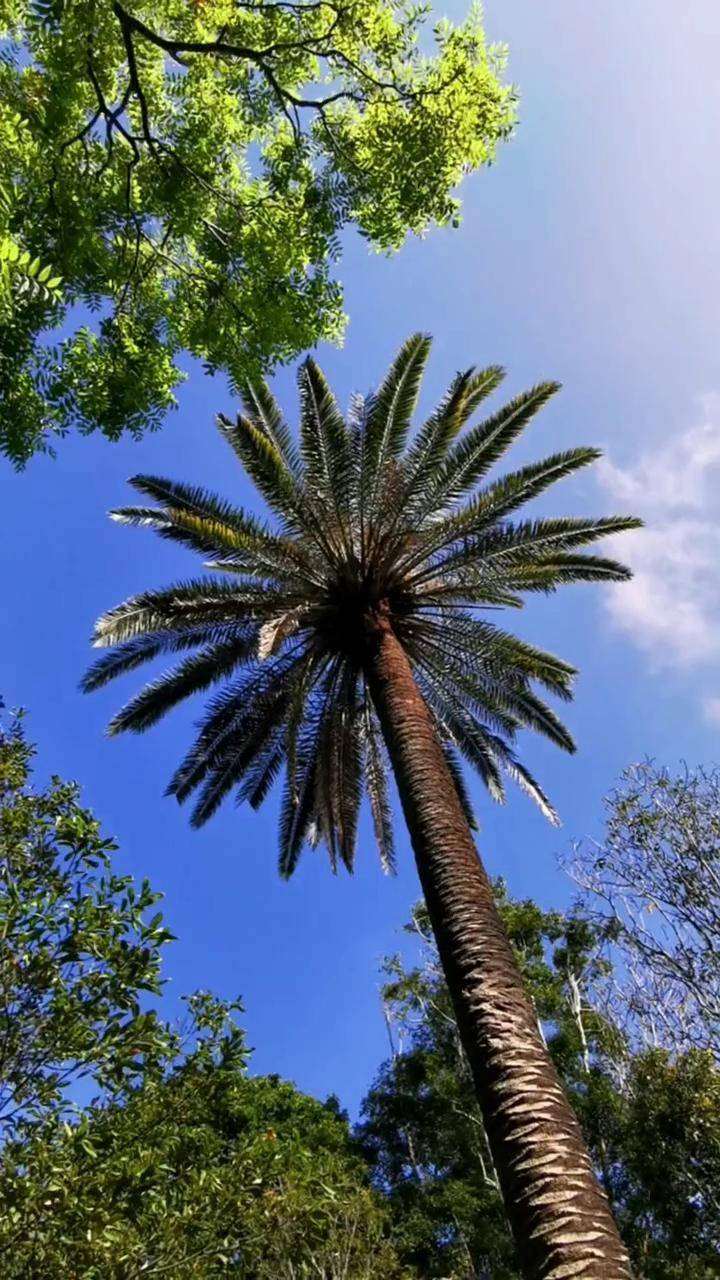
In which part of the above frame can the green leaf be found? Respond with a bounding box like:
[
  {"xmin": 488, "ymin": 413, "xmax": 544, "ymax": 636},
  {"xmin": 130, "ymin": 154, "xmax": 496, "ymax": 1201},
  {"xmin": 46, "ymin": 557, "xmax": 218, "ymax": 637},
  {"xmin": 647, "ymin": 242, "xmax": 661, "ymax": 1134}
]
[{"xmin": 0, "ymin": 0, "xmax": 516, "ymax": 463}]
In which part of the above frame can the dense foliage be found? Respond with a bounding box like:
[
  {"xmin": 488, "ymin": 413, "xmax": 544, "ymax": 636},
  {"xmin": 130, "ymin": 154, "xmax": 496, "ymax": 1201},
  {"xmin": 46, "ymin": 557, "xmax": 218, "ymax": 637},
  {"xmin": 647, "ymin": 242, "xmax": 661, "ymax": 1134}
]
[
  {"xmin": 84, "ymin": 335, "xmax": 638, "ymax": 874},
  {"xmin": 0, "ymin": 1061, "xmax": 407, "ymax": 1276},
  {"xmin": 0, "ymin": 716, "xmax": 404, "ymax": 1277},
  {"xmin": 0, "ymin": 713, "xmax": 175, "ymax": 1142},
  {"xmin": 0, "ymin": 0, "xmax": 515, "ymax": 463}
]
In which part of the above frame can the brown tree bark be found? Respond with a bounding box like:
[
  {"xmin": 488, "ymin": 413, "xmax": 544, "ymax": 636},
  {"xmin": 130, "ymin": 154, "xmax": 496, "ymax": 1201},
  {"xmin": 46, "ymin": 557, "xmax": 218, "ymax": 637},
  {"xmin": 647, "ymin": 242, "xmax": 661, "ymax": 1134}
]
[{"xmin": 364, "ymin": 609, "xmax": 633, "ymax": 1280}]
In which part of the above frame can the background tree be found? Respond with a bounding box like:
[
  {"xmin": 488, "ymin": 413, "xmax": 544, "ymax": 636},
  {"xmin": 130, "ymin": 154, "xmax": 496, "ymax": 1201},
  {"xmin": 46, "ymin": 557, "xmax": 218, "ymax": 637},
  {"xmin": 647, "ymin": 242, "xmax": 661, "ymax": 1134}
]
[
  {"xmin": 604, "ymin": 1049, "xmax": 720, "ymax": 1280},
  {"xmin": 0, "ymin": 1007, "xmax": 406, "ymax": 1277},
  {"xmin": 85, "ymin": 336, "xmax": 639, "ymax": 1278},
  {"xmin": 0, "ymin": 710, "xmax": 405, "ymax": 1277},
  {"xmin": 0, "ymin": 0, "xmax": 515, "ymax": 464},
  {"xmin": 6, "ymin": 717, "xmax": 716, "ymax": 1276},
  {"xmin": 0, "ymin": 711, "xmax": 175, "ymax": 1144},
  {"xmin": 566, "ymin": 761, "xmax": 720, "ymax": 1060}
]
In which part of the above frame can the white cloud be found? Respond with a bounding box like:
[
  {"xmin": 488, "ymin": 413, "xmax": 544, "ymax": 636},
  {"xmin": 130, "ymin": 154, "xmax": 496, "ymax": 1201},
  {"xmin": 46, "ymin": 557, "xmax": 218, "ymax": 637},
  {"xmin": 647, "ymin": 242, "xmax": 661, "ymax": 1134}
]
[
  {"xmin": 596, "ymin": 395, "xmax": 720, "ymax": 683},
  {"xmin": 703, "ymin": 697, "xmax": 720, "ymax": 727}
]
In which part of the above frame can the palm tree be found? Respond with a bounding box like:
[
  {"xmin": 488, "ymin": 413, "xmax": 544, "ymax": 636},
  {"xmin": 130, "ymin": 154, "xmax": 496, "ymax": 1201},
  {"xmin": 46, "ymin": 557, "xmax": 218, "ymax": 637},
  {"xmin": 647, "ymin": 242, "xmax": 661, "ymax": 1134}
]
[{"xmin": 84, "ymin": 336, "xmax": 638, "ymax": 1279}]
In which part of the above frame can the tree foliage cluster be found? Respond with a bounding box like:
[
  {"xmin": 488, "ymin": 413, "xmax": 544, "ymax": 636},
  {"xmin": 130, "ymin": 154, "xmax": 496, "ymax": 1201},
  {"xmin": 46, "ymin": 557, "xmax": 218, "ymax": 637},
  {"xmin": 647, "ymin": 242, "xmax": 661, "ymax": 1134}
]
[
  {"xmin": 1, "ymin": 720, "xmax": 718, "ymax": 1277},
  {"xmin": 0, "ymin": 712, "xmax": 176, "ymax": 1143},
  {"xmin": 1, "ymin": 1064, "xmax": 409, "ymax": 1277},
  {"xmin": 0, "ymin": 714, "xmax": 407, "ymax": 1276},
  {"xmin": 566, "ymin": 761, "xmax": 720, "ymax": 1060},
  {"xmin": 0, "ymin": 0, "xmax": 515, "ymax": 464}
]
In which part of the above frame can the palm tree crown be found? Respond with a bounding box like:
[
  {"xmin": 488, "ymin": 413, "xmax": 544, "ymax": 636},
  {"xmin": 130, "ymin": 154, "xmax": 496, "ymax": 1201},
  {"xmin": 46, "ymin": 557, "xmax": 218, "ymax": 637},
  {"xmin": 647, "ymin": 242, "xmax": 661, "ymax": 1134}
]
[{"xmin": 84, "ymin": 335, "xmax": 639, "ymax": 875}]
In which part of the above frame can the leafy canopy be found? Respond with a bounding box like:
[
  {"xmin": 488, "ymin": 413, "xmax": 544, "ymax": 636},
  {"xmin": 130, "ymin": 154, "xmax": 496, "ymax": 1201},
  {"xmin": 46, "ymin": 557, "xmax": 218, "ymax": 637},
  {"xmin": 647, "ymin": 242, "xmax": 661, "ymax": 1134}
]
[
  {"xmin": 0, "ymin": 713, "xmax": 405, "ymax": 1277},
  {"xmin": 0, "ymin": 711, "xmax": 175, "ymax": 1144},
  {"xmin": 0, "ymin": 1048, "xmax": 406, "ymax": 1277},
  {"xmin": 85, "ymin": 335, "xmax": 639, "ymax": 876},
  {"xmin": 1, "ymin": 176, "xmax": 61, "ymax": 315},
  {"xmin": 0, "ymin": 0, "xmax": 515, "ymax": 463}
]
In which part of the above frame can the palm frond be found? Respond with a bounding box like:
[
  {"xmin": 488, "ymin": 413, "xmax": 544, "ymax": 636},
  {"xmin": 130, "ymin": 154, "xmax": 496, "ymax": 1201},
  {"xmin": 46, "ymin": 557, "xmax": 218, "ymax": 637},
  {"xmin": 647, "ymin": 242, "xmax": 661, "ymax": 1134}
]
[
  {"xmin": 402, "ymin": 365, "xmax": 505, "ymax": 507},
  {"xmin": 106, "ymin": 633, "xmax": 258, "ymax": 736},
  {"xmin": 112, "ymin": 501, "xmax": 306, "ymax": 586},
  {"xmin": 406, "ymin": 632, "xmax": 522, "ymax": 739},
  {"xmin": 279, "ymin": 664, "xmax": 340, "ymax": 877},
  {"xmin": 335, "ymin": 686, "xmax": 363, "ymax": 873},
  {"xmin": 93, "ymin": 579, "xmax": 297, "ymax": 648},
  {"xmin": 362, "ymin": 701, "xmax": 395, "ymax": 874},
  {"xmin": 187, "ymin": 655, "xmax": 314, "ymax": 827},
  {"xmin": 189, "ymin": 686, "xmax": 290, "ymax": 828},
  {"xmin": 415, "ymin": 665, "xmax": 506, "ymax": 804},
  {"xmin": 405, "ymin": 612, "xmax": 576, "ymax": 702},
  {"xmin": 417, "ymin": 514, "xmax": 642, "ymax": 585},
  {"xmin": 169, "ymin": 649, "xmax": 310, "ymax": 805},
  {"xmin": 127, "ymin": 475, "xmax": 257, "ymax": 528},
  {"xmin": 501, "ymin": 755, "xmax": 560, "ymax": 826},
  {"xmin": 363, "ymin": 334, "xmax": 431, "ymax": 499},
  {"xmin": 81, "ymin": 625, "xmax": 245, "ymax": 692},
  {"xmin": 423, "ymin": 636, "xmax": 574, "ymax": 753},
  {"xmin": 240, "ymin": 378, "xmax": 301, "ymax": 476},
  {"xmin": 315, "ymin": 670, "xmax": 363, "ymax": 872},
  {"xmin": 239, "ymin": 742, "xmax": 285, "ymax": 809},
  {"xmin": 217, "ymin": 414, "xmax": 304, "ymax": 528},
  {"xmin": 505, "ymin": 553, "xmax": 636, "ymax": 592},
  {"xmin": 299, "ymin": 359, "xmax": 352, "ymax": 490},
  {"xmin": 407, "ymin": 447, "xmax": 603, "ymax": 566},
  {"xmin": 430, "ymin": 382, "xmax": 562, "ymax": 512},
  {"xmin": 441, "ymin": 740, "xmax": 479, "ymax": 831},
  {"xmin": 298, "ymin": 357, "xmax": 354, "ymax": 553}
]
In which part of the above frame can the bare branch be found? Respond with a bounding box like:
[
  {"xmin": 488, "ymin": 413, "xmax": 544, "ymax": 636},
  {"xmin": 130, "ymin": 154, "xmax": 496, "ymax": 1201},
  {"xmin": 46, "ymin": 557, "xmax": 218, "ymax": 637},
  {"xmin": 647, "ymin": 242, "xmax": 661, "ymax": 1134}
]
[{"xmin": 564, "ymin": 761, "xmax": 720, "ymax": 1060}]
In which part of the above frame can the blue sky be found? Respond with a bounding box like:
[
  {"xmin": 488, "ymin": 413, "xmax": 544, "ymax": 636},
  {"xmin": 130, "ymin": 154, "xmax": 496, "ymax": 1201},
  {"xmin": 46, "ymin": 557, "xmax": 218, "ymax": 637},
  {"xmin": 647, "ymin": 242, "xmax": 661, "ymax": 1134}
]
[{"xmin": 2, "ymin": 0, "xmax": 719, "ymax": 1114}]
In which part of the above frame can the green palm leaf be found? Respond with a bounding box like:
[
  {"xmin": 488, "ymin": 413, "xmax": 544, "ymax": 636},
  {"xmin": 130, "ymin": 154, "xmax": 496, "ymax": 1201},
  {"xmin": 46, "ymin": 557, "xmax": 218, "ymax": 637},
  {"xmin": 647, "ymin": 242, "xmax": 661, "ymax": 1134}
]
[
  {"xmin": 431, "ymin": 382, "xmax": 562, "ymax": 512},
  {"xmin": 217, "ymin": 414, "xmax": 303, "ymax": 528},
  {"xmin": 239, "ymin": 378, "xmax": 301, "ymax": 477},
  {"xmin": 93, "ymin": 579, "xmax": 296, "ymax": 647},
  {"xmin": 298, "ymin": 358, "xmax": 354, "ymax": 553},
  {"xmin": 106, "ymin": 634, "xmax": 258, "ymax": 736},
  {"xmin": 81, "ymin": 625, "xmax": 247, "ymax": 692},
  {"xmin": 362, "ymin": 334, "xmax": 432, "ymax": 513},
  {"xmin": 410, "ymin": 447, "xmax": 603, "ymax": 564},
  {"xmin": 401, "ymin": 365, "xmax": 506, "ymax": 509}
]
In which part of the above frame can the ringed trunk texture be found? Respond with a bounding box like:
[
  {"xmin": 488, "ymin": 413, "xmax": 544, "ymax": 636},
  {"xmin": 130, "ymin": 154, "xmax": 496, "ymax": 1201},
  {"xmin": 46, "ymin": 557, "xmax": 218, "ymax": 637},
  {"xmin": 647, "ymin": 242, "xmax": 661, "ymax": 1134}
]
[{"xmin": 365, "ymin": 615, "xmax": 633, "ymax": 1280}]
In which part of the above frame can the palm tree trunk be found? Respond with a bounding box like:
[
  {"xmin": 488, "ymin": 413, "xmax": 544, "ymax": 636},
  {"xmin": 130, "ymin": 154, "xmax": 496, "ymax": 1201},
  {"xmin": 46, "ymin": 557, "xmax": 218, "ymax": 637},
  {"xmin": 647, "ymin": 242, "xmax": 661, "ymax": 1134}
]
[{"xmin": 365, "ymin": 610, "xmax": 632, "ymax": 1280}]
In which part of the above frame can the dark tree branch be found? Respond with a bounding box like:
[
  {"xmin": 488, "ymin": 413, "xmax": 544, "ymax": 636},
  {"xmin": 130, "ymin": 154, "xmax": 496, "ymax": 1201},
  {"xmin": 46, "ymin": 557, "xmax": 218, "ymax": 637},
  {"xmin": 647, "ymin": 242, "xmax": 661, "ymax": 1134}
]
[{"xmin": 116, "ymin": 8, "xmax": 159, "ymax": 158}]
